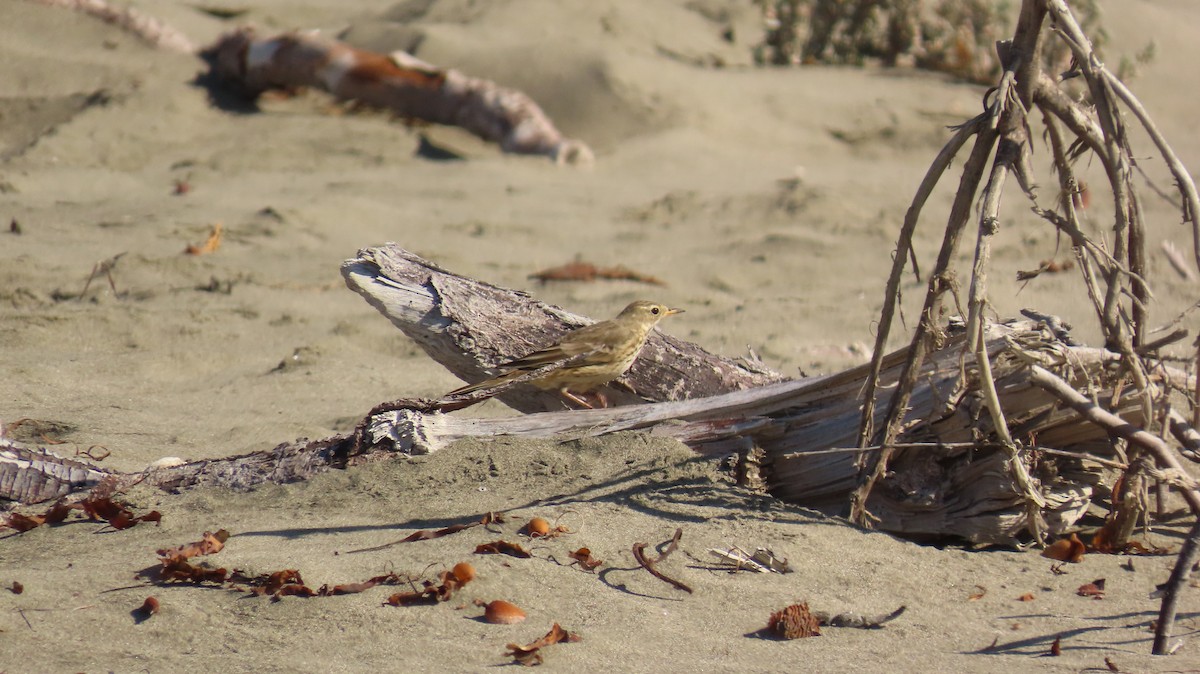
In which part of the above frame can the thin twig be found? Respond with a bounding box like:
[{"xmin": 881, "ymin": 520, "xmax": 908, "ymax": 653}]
[
  {"xmin": 850, "ymin": 126, "xmax": 999, "ymax": 526},
  {"xmin": 1152, "ymin": 518, "xmax": 1200, "ymax": 655},
  {"xmin": 856, "ymin": 116, "xmax": 984, "ymax": 449},
  {"xmin": 787, "ymin": 443, "xmax": 1126, "ymax": 469}
]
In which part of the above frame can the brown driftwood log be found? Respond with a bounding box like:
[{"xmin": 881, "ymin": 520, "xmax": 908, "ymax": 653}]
[{"xmin": 200, "ymin": 28, "xmax": 593, "ymax": 165}]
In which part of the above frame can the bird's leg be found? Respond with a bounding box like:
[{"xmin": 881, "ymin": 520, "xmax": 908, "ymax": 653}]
[{"xmin": 560, "ymin": 389, "xmax": 605, "ymax": 409}]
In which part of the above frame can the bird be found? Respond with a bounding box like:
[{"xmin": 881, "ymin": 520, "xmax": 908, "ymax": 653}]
[{"xmin": 444, "ymin": 300, "xmax": 683, "ymax": 408}]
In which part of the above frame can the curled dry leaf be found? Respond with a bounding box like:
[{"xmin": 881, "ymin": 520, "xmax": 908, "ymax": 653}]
[
  {"xmin": 185, "ymin": 222, "xmax": 223, "ymax": 255},
  {"xmin": 967, "ymin": 585, "xmax": 987, "ymax": 601},
  {"xmin": 475, "ymin": 540, "xmax": 532, "ymax": 558},
  {"xmin": 159, "ymin": 557, "xmax": 229, "ymax": 584},
  {"xmin": 10, "ymin": 581, "xmax": 24, "ymax": 595},
  {"xmin": 157, "ymin": 530, "xmax": 230, "ymax": 560},
  {"xmin": 5, "ymin": 512, "xmax": 47, "ymax": 532},
  {"xmin": 1017, "ymin": 593, "xmax": 1035, "ymax": 602},
  {"xmin": 274, "ymin": 584, "xmax": 317, "ymax": 599},
  {"xmin": 767, "ymin": 603, "xmax": 821, "ymax": 639},
  {"xmin": 80, "ymin": 494, "xmax": 160, "ymax": 530},
  {"xmin": 3, "ymin": 501, "xmax": 74, "ymax": 532},
  {"xmin": 1041, "ymin": 534, "xmax": 1086, "ymax": 563},
  {"xmin": 504, "ymin": 623, "xmax": 580, "ymax": 666},
  {"xmin": 1076, "ymin": 578, "xmax": 1106, "ymax": 599},
  {"xmin": 326, "ymin": 580, "xmax": 378, "ymax": 595},
  {"xmin": 482, "ymin": 600, "xmax": 527, "ymax": 625},
  {"xmin": 254, "ymin": 569, "xmax": 305, "ymax": 596},
  {"xmin": 385, "ymin": 570, "xmax": 466, "ymax": 606},
  {"xmin": 567, "ymin": 547, "xmax": 603, "ymax": 572}
]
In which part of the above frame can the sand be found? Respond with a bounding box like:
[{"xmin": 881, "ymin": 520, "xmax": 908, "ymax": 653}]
[{"xmin": 2, "ymin": 0, "xmax": 1199, "ymax": 671}]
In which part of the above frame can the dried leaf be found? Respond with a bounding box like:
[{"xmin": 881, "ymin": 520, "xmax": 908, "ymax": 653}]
[
  {"xmin": 159, "ymin": 558, "xmax": 229, "ymax": 584},
  {"xmin": 79, "ymin": 495, "xmax": 160, "ymax": 530},
  {"xmin": 4, "ymin": 500, "xmax": 76, "ymax": 532},
  {"xmin": 1049, "ymin": 635, "xmax": 1062, "ymax": 656},
  {"xmin": 1017, "ymin": 592, "xmax": 1035, "ymax": 602},
  {"xmin": 384, "ymin": 571, "xmax": 464, "ymax": 606},
  {"xmin": 1076, "ymin": 578, "xmax": 1106, "ymax": 598},
  {"xmin": 43, "ymin": 502, "xmax": 72, "ymax": 525},
  {"xmin": 326, "ymin": 580, "xmax": 378, "ymax": 595},
  {"xmin": 475, "ymin": 540, "xmax": 532, "ymax": 558},
  {"xmin": 529, "ymin": 259, "xmax": 665, "ymax": 286},
  {"xmin": 185, "ymin": 222, "xmax": 223, "ymax": 255},
  {"xmin": 967, "ymin": 585, "xmax": 987, "ymax": 601},
  {"xmin": 255, "ymin": 569, "xmax": 304, "ymax": 596},
  {"xmin": 157, "ymin": 530, "xmax": 229, "ymax": 560},
  {"xmin": 1042, "ymin": 534, "xmax": 1086, "ymax": 563},
  {"xmin": 4, "ymin": 512, "xmax": 45, "ymax": 532},
  {"xmin": 10, "ymin": 581, "xmax": 24, "ymax": 595},
  {"xmin": 567, "ymin": 547, "xmax": 603, "ymax": 572},
  {"xmin": 386, "ymin": 588, "xmax": 441, "ymax": 606},
  {"xmin": 110, "ymin": 510, "xmax": 162, "ymax": 530},
  {"xmin": 767, "ymin": 603, "xmax": 821, "ymax": 639},
  {"xmin": 274, "ymin": 584, "xmax": 317, "ymax": 599},
  {"xmin": 504, "ymin": 623, "xmax": 581, "ymax": 666}
]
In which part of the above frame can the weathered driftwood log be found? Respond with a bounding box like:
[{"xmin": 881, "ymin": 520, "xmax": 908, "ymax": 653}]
[
  {"xmin": 6, "ymin": 245, "xmax": 1162, "ymax": 545},
  {"xmin": 0, "ymin": 443, "xmax": 112, "ymax": 505},
  {"xmin": 200, "ymin": 28, "xmax": 593, "ymax": 165},
  {"xmin": 342, "ymin": 245, "xmax": 787, "ymax": 414}
]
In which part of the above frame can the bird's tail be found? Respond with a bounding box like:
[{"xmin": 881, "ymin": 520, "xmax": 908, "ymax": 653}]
[{"xmin": 442, "ymin": 370, "xmax": 526, "ymax": 400}]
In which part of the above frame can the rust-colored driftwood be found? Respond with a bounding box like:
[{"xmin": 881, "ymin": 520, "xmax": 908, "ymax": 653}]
[{"xmin": 201, "ymin": 28, "xmax": 593, "ymax": 165}]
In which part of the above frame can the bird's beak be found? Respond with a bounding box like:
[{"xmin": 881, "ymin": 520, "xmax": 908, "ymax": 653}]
[{"xmin": 665, "ymin": 307, "xmax": 684, "ymax": 316}]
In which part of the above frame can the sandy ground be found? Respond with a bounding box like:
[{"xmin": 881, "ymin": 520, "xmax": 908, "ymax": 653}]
[{"xmin": 2, "ymin": 0, "xmax": 1200, "ymax": 671}]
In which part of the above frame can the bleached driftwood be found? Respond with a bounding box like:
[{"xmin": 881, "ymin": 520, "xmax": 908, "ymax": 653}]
[
  {"xmin": 0, "ymin": 443, "xmax": 111, "ymax": 505},
  {"xmin": 5, "ymin": 244, "xmax": 1171, "ymax": 543},
  {"xmin": 342, "ymin": 245, "xmax": 787, "ymax": 414},
  {"xmin": 32, "ymin": 0, "xmax": 196, "ymax": 54},
  {"xmin": 200, "ymin": 29, "xmax": 593, "ymax": 165}
]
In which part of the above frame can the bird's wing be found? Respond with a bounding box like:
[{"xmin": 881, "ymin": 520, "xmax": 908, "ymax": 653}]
[
  {"xmin": 444, "ymin": 339, "xmax": 597, "ymax": 398},
  {"xmin": 505, "ymin": 337, "xmax": 599, "ymax": 369}
]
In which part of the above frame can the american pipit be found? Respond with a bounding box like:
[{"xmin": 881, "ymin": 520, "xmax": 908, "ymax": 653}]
[{"xmin": 445, "ymin": 300, "xmax": 683, "ymax": 408}]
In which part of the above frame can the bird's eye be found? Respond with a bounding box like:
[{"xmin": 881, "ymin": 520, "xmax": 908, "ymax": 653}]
[{"xmin": 651, "ymin": 307, "xmax": 660, "ymax": 315}]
